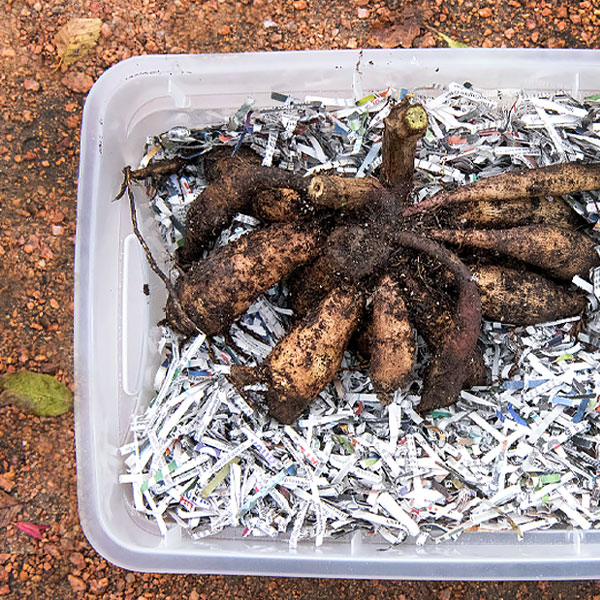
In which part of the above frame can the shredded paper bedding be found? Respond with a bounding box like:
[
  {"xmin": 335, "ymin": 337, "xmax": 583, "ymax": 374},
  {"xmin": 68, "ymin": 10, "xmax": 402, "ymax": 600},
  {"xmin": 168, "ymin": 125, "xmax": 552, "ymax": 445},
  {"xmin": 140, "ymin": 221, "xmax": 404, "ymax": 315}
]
[{"xmin": 119, "ymin": 80, "xmax": 600, "ymax": 548}]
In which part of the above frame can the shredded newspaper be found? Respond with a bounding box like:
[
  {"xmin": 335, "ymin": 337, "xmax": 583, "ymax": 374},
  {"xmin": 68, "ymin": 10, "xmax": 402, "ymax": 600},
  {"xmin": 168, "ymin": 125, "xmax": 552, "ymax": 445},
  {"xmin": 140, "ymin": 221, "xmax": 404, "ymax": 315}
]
[{"xmin": 120, "ymin": 82, "xmax": 600, "ymax": 548}]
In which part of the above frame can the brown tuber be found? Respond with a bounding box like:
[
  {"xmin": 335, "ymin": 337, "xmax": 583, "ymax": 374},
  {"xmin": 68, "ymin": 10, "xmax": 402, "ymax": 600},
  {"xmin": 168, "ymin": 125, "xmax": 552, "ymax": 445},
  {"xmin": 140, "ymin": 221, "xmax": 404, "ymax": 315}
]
[
  {"xmin": 473, "ymin": 265, "xmax": 588, "ymax": 325},
  {"xmin": 448, "ymin": 196, "xmax": 580, "ymax": 229},
  {"xmin": 262, "ymin": 288, "xmax": 362, "ymax": 424},
  {"xmin": 252, "ymin": 188, "xmax": 308, "ymax": 222},
  {"xmin": 393, "ymin": 232, "xmax": 482, "ymax": 413},
  {"xmin": 181, "ymin": 149, "xmax": 308, "ymax": 263},
  {"xmin": 369, "ymin": 275, "xmax": 415, "ymax": 397},
  {"xmin": 431, "ymin": 224, "xmax": 599, "ymax": 281},
  {"xmin": 168, "ymin": 222, "xmax": 321, "ymax": 335},
  {"xmin": 399, "ymin": 270, "xmax": 488, "ymax": 389},
  {"xmin": 404, "ymin": 161, "xmax": 600, "ymax": 216}
]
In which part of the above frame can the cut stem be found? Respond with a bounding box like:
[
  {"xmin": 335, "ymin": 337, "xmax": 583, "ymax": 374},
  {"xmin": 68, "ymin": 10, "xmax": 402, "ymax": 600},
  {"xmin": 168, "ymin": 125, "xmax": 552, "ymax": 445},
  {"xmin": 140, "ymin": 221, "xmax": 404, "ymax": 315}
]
[
  {"xmin": 381, "ymin": 98, "xmax": 428, "ymax": 190},
  {"xmin": 308, "ymin": 175, "xmax": 382, "ymax": 210}
]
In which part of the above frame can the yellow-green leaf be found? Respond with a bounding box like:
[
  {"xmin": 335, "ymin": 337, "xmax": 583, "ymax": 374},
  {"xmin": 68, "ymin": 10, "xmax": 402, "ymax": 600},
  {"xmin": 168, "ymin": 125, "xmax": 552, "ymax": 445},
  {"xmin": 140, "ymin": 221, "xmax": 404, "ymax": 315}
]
[
  {"xmin": 432, "ymin": 29, "xmax": 470, "ymax": 48},
  {"xmin": 54, "ymin": 18, "xmax": 102, "ymax": 67},
  {"xmin": 0, "ymin": 371, "xmax": 73, "ymax": 417}
]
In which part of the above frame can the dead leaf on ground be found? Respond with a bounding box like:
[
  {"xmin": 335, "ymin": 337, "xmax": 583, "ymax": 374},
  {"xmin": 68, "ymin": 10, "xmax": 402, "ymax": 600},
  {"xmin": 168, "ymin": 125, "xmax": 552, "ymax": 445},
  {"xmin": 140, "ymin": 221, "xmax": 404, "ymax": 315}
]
[
  {"xmin": 367, "ymin": 6, "xmax": 431, "ymax": 49},
  {"xmin": 54, "ymin": 17, "xmax": 102, "ymax": 68},
  {"xmin": 0, "ymin": 472, "xmax": 15, "ymax": 492},
  {"xmin": 0, "ymin": 490, "xmax": 20, "ymax": 529},
  {"xmin": 368, "ymin": 19, "xmax": 421, "ymax": 49},
  {"xmin": 60, "ymin": 71, "xmax": 95, "ymax": 94},
  {"xmin": 15, "ymin": 522, "xmax": 50, "ymax": 540}
]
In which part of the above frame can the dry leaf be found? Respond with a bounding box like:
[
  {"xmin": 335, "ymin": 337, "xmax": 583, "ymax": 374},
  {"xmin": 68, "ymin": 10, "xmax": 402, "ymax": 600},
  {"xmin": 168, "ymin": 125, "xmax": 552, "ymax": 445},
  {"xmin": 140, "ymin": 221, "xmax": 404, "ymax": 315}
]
[
  {"xmin": 367, "ymin": 6, "xmax": 430, "ymax": 49},
  {"xmin": 54, "ymin": 18, "xmax": 102, "ymax": 67},
  {"xmin": 368, "ymin": 18, "xmax": 421, "ymax": 49},
  {"xmin": 0, "ymin": 473, "xmax": 15, "ymax": 492},
  {"xmin": 15, "ymin": 522, "xmax": 50, "ymax": 540},
  {"xmin": 60, "ymin": 71, "xmax": 95, "ymax": 94},
  {"xmin": 0, "ymin": 490, "xmax": 20, "ymax": 529}
]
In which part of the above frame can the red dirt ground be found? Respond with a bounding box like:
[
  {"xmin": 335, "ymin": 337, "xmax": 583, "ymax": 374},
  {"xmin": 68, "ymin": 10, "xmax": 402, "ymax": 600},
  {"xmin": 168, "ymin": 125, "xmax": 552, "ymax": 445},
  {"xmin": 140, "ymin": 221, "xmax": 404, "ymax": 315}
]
[{"xmin": 2, "ymin": 0, "xmax": 600, "ymax": 598}]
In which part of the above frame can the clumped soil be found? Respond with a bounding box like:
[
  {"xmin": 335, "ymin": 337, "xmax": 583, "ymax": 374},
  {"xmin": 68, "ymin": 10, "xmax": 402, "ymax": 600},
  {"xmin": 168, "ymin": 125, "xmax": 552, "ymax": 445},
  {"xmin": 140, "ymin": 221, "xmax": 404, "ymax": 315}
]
[{"xmin": 3, "ymin": 0, "xmax": 600, "ymax": 597}]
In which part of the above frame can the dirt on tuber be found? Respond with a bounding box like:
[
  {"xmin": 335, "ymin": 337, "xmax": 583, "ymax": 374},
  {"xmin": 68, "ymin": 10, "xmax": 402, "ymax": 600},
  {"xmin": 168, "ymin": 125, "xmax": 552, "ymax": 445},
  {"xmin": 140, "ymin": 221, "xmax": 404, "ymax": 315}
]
[
  {"xmin": 431, "ymin": 224, "xmax": 599, "ymax": 281},
  {"xmin": 369, "ymin": 275, "xmax": 415, "ymax": 398},
  {"xmin": 168, "ymin": 222, "xmax": 322, "ymax": 336},
  {"xmin": 473, "ymin": 264, "xmax": 588, "ymax": 325}
]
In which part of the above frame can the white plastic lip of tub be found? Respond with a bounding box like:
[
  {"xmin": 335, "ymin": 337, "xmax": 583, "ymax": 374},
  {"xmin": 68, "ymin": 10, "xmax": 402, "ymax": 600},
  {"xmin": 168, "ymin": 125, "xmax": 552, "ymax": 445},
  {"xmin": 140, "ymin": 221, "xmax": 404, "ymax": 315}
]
[{"xmin": 74, "ymin": 49, "xmax": 600, "ymax": 578}]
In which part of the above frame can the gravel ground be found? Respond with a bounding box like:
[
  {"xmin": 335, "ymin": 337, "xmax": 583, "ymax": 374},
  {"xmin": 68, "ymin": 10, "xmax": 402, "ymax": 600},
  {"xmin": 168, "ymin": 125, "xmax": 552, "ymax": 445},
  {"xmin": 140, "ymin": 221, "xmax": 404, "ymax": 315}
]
[{"xmin": 2, "ymin": 0, "xmax": 600, "ymax": 597}]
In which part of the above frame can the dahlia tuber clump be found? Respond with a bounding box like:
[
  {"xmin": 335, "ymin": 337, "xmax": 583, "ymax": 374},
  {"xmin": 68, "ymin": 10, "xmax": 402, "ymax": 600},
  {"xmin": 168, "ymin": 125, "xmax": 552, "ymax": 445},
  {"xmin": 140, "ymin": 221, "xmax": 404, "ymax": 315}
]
[{"xmin": 130, "ymin": 97, "xmax": 600, "ymax": 425}]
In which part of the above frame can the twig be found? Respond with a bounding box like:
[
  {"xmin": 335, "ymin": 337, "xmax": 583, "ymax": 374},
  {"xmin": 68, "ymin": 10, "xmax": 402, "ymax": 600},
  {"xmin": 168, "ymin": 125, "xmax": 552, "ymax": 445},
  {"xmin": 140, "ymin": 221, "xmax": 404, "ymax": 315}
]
[{"xmin": 120, "ymin": 167, "xmax": 201, "ymax": 336}]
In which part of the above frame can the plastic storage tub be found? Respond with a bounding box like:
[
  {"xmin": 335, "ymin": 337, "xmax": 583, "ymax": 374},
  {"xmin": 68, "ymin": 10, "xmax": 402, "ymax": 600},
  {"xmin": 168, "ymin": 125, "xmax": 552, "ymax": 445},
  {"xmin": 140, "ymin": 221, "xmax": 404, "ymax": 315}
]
[{"xmin": 75, "ymin": 49, "xmax": 600, "ymax": 579}]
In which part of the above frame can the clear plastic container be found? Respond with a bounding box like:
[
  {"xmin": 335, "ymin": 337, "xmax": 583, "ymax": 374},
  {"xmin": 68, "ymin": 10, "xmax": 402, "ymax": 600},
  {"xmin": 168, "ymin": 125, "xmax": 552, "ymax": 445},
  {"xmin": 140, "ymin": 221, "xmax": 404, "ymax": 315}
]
[{"xmin": 75, "ymin": 49, "xmax": 600, "ymax": 578}]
